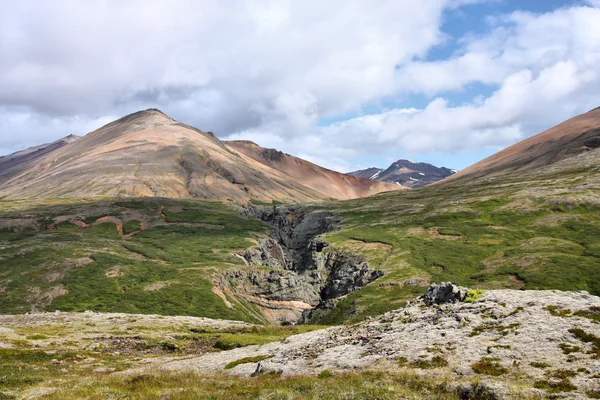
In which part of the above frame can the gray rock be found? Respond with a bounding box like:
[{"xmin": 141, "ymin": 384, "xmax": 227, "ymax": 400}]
[
  {"xmin": 222, "ymin": 205, "xmax": 384, "ymax": 324},
  {"xmin": 422, "ymin": 282, "xmax": 468, "ymax": 305}
]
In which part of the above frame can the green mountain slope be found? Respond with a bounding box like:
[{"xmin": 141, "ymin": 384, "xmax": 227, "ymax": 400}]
[
  {"xmin": 308, "ymin": 148, "xmax": 600, "ymax": 323},
  {"xmin": 0, "ymin": 198, "xmax": 269, "ymax": 323}
]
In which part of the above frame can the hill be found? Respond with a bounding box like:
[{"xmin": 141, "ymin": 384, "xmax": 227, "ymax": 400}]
[
  {"xmin": 349, "ymin": 159, "xmax": 456, "ymax": 188},
  {"xmin": 440, "ymin": 106, "xmax": 600, "ymax": 184},
  {"xmin": 225, "ymin": 140, "xmax": 401, "ymax": 199},
  {"xmin": 0, "ymin": 134, "xmax": 80, "ymax": 182},
  {"xmin": 0, "ymin": 109, "xmax": 399, "ymax": 202}
]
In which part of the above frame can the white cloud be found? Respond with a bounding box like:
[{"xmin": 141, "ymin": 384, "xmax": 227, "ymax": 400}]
[
  {"xmin": 301, "ymin": 5, "xmax": 600, "ymax": 170},
  {"xmin": 1, "ymin": 2, "xmax": 600, "ymax": 173}
]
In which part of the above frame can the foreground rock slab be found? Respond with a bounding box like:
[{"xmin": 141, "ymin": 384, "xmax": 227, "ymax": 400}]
[{"xmin": 130, "ymin": 288, "xmax": 600, "ymax": 399}]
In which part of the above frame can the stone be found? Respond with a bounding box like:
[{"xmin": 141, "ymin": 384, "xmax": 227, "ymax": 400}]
[{"xmin": 421, "ymin": 282, "xmax": 468, "ymax": 306}]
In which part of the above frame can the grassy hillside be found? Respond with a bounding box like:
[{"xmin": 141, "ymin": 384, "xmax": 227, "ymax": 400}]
[
  {"xmin": 0, "ymin": 198, "xmax": 267, "ymax": 323},
  {"xmin": 0, "ymin": 150, "xmax": 599, "ymax": 326},
  {"xmin": 310, "ymin": 150, "xmax": 600, "ymax": 324}
]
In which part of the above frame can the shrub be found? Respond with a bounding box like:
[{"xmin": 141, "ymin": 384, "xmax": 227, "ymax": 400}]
[{"xmin": 471, "ymin": 358, "xmax": 509, "ymax": 376}]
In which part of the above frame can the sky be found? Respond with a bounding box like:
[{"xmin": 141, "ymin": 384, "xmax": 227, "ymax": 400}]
[{"xmin": 1, "ymin": 0, "xmax": 600, "ymax": 173}]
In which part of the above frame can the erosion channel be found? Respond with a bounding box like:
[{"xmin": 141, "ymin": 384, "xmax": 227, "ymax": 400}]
[{"xmin": 218, "ymin": 205, "xmax": 383, "ymax": 325}]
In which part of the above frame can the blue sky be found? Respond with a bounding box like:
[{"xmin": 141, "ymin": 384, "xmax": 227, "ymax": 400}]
[{"xmin": 1, "ymin": 0, "xmax": 599, "ymax": 172}]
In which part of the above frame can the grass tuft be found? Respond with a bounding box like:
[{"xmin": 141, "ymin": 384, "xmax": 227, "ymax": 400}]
[{"xmin": 224, "ymin": 355, "xmax": 273, "ymax": 370}]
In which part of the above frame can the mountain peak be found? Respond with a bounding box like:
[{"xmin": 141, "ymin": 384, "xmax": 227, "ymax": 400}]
[
  {"xmin": 124, "ymin": 108, "xmax": 174, "ymax": 123},
  {"xmin": 349, "ymin": 160, "xmax": 454, "ymax": 188},
  {"xmin": 102, "ymin": 108, "xmax": 175, "ymax": 129}
]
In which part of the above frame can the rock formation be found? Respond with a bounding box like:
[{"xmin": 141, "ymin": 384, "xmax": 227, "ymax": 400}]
[{"xmin": 220, "ymin": 205, "xmax": 383, "ymax": 324}]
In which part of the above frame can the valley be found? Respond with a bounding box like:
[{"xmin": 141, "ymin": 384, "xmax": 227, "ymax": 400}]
[{"xmin": 0, "ymin": 108, "xmax": 599, "ymax": 399}]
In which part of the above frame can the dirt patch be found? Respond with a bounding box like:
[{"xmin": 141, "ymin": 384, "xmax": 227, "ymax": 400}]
[
  {"xmin": 347, "ymin": 239, "xmax": 392, "ymax": 253},
  {"xmin": 0, "ymin": 279, "xmax": 11, "ymax": 293},
  {"xmin": 69, "ymin": 257, "xmax": 93, "ymax": 267},
  {"xmin": 212, "ymin": 286, "xmax": 234, "ymax": 309},
  {"xmin": 498, "ymin": 198, "xmax": 538, "ymax": 212},
  {"xmin": 143, "ymin": 281, "xmax": 170, "ymax": 291},
  {"xmin": 105, "ymin": 266, "xmax": 124, "ymax": 278},
  {"xmin": 534, "ymin": 214, "xmax": 580, "ymax": 227},
  {"xmin": 0, "ymin": 218, "xmax": 40, "ymax": 232},
  {"xmin": 428, "ymin": 227, "xmax": 462, "ymax": 240},
  {"xmin": 26, "ymin": 285, "xmax": 68, "ymax": 311},
  {"xmin": 406, "ymin": 227, "xmax": 426, "ymax": 236},
  {"xmin": 478, "ymin": 239, "xmax": 503, "ymax": 245},
  {"xmin": 42, "ymin": 271, "xmax": 65, "ymax": 283}
]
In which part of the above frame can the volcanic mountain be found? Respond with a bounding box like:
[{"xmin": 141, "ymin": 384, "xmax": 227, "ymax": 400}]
[
  {"xmin": 0, "ymin": 109, "xmax": 401, "ymax": 202},
  {"xmin": 349, "ymin": 160, "xmax": 456, "ymax": 188},
  {"xmin": 439, "ymin": 106, "xmax": 600, "ymax": 185}
]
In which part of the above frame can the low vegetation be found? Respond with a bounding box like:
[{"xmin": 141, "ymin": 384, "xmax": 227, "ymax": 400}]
[
  {"xmin": 5, "ymin": 370, "xmax": 464, "ymax": 400},
  {"xmin": 471, "ymin": 357, "xmax": 509, "ymax": 376},
  {"xmin": 225, "ymin": 355, "xmax": 273, "ymax": 370}
]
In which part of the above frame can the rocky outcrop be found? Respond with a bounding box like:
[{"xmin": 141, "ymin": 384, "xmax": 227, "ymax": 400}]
[
  {"xmin": 242, "ymin": 239, "xmax": 287, "ymax": 269},
  {"xmin": 144, "ymin": 286, "xmax": 600, "ymax": 399},
  {"xmin": 421, "ymin": 282, "xmax": 468, "ymax": 306},
  {"xmin": 224, "ymin": 205, "xmax": 383, "ymax": 324}
]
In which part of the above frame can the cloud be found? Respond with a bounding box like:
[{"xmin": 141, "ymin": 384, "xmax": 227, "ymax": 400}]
[
  {"xmin": 295, "ymin": 5, "xmax": 600, "ymax": 170},
  {"xmin": 1, "ymin": 1, "xmax": 600, "ymax": 173}
]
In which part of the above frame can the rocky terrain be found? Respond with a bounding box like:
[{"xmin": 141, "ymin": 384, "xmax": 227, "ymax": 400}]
[
  {"xmin": 129, "ymin": 283, "xmax": 600, "ymax": 399},
  {"xmin": 220, "ymin": 205, "xmax": 383, "ymax": 324},
  {"xmin": 349, "ymin": 159, "xmax": 456, "ymax": 188}
]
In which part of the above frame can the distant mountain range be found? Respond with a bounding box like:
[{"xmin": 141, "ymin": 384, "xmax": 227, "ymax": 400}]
[
  {"xmin": 349, "ymin": 160, "xmax": 457, "ymax": 188},
  {"xmin": 0, "ymin": 109, "xmax": 401, "ymax": 202}
]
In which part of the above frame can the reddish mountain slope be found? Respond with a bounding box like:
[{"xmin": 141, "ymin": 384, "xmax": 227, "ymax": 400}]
[
  {"xmin": 225, "ymin": 140, "xmax": 403, "ymax": 200},
  {"xmin": 440, "ymin": 107, "xmax": 600, "ymax": 184}
]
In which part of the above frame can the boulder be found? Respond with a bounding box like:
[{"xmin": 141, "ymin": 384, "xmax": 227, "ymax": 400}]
[{"xmin": 422, "ymin": 282, "xmax": 468, "ymax": 306}]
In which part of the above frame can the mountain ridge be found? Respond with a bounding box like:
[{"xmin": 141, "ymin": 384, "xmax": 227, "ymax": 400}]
[
  {"xmin": 438, "ymin": 106, "xmax": 600, "ymax": 185},
  {"xmin": 225, "ymin": 140, "xmax": 402, "ymax": 200},
  {"xmin": 0, "ymin": 109, "xmax": 401, "ymax": 202},
  {"xmin": 349, "ymin": 159, "xmax": 455, "ymax": 188}
]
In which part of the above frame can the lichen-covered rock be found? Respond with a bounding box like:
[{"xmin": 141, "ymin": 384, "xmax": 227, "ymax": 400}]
[
  {"xmin": 145, "ymin": 288, "xmax": 600, "ymax": 399},
  {"xmin": 422, "ymin": 282, "xmax": 468, "ymax": 305}
]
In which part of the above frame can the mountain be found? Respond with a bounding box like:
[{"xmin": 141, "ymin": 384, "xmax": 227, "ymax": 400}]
[
  {"xmin": 225, "ymin": 140, "xmax": 401, "ymax": 200},
  {"xmin": 346, "ymin": 167, "xmax": 383, "ymax": 180},
  {"xmin": 349, "ymin": 159, "xmax": 456, "ymax": 188},
  {"xmin": 440, "ymin": 106, "xmax": 600, "ymax": 185},
  {"xmin": 0, "ymin": 134, "xmax": 80, "ymax": 182},
  {"xmin": 0, "ymin": 109, "xmax": 401, "ymax": 202}
]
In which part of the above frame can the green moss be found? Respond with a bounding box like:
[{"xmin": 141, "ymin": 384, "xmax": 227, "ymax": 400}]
[
  {"xmin": 568, "ymin": 328, "xmax": 600, "ymax": 358},
  {"xmin": 122, "ymin": 220, "xmax": 141, "ymax": 235},
  {"xmin": 534, "ymin": 379, "xmax": 576, "ymax": 393},
  {"xmin": 317, "ymin": 370, "xmax": 334, "ymax": 379},
  {"xmin": 410, "ymin": 355, "xmax": 448, "ymax": 369},
  {"xmin": 469, "ymin": 323, "xmax": 520, "ymax": 337},
  {"xmin": 464, "ymin": 289, "xmax": 484, "ymax": 303},
  {"xmin": 25, "ymin": 334, "xmax": 47, "ymax": 340},
  {"xmin": 559, "ymin": 343, "xmax": 581, "ymax": 354},
  {"xmin": 545, "ymin": 305, "xmax": 572, "ymax": 317},
  {"xmin": 530, "ymin": 362, "xmax": 551, "ymax": 369},
  {"xmin": 573, "ymin": 306, "xmax": 600, "ymax": 322},
  {"xmin": 224, "ymin": 355, "xmax": 273, "ymax": 370}
]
